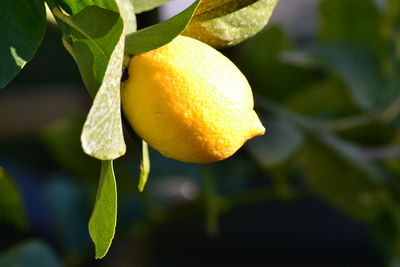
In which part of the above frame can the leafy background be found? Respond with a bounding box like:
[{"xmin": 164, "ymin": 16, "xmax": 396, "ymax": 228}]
[{"xmin": 1, "ymin": 0, "xmax": 400, "ymax": 266}]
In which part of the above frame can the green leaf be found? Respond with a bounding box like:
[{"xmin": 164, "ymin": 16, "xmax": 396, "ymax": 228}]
[
  {"xmin": 58, "ymin": 0, "xmax": 138, "ymax": 35},
  {"xmin": 234, "ymin": 26, "xmax": 315, "ymax": 101},
  {"xmin": 125, "ymin": 0, "xmax": 200, "ymax": 55},
  {"xmin": 132, "ymin": 0, "xmax": 172, "ymax": 13},
  {"xmin": 284, "ymin": 80, "xmax": 359, "ymax": 118},
  {"xmin": 0, "ymin": 240, "xmax": 62, "ymax": 267},
  {"xmin": 0, "ymin": 0, "xmax": 46, "ymax": 88},
  {"xmin": 41, "ymin": 116, "xmax": 99, "ymax": 179},
  {"xmin": 201, "ymin": 166, "xmax": 220, "ymax": 236},
  {"xmin": 138, "ymin": 140, "xmax": 150, "ymax": 192},
  {"xmin": 182, "ymin": 0, "xmax": 278, "ymax": 48},
  {"xmin": 285, "ymin": 44, "xmax": 383, "ymax": 111},
  {"xmin": 80, "ymin": 34, "xmax": 126, "ymax": 160},
  {"xmin": 247, "ymin": 117, "xmax": 304, "ymax": 168},
  {"xmin": 320, "ymin": 133, "xmax": 388, "ymax": 183},
  {"xmin": 0, "ymin": 168, "xmax": 28, "ymax": 230},
  {"xmin": 313, "ymin": 45, "xmax": 383, "ymax": 111},
  {"xmin": 89, "ymin": 160, "xmax": 117, "ymax": 259},
  {"xmin": 298, "ymin": 144, "xmax": 386, "ymax": 222},
  {"xmin": 319, "ymin": 0, "xmax": 381, "ymax": 50},
  {"xmin": 53, "ymin": 5, "xmax": 124, "ymax": 96},
  {"xmin": 49, "ymin": 4, "xmax": 127, "ymax": 159},
  {"xmin": 57, "ymin": 0, "xmax": 120, "ymax": 15}
]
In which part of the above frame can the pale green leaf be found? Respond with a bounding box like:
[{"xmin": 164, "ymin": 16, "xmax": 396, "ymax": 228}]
[
  {"xmin": 0, "ymin": 240, "xmax": 62, "ymax": 267},
  {"xmin": 89, "ymin": 160, "xmax": 117, "ymax": 259},
  {"xmin": 138, "ymin": 140, "xmax": 150, "ymax": 192},
  {"xmin": 115, "ymin": 0, "xmax": 137, "ymax": 35},
  {"xmin": 0, "ymin": 0, "xmax": 46, "ymax": 88},
  {"xmin": 132, "ymin": 0, "xmax": 172, "ymax": 13},
  {"xmin": 182, "ymin": 0, "xmax": 278, "ymax": 48},
  {"xmin": 81, "ymin": 35, "xmax": 126, "ymax": 160},
  {"xmin": 125, "ymin": 0, "xmax": 200, "ymax": 55},
  {"xmin": 0, "ymin": 168, "xmax": 28, "ymax": 230},
  {"xmin": 49, "ymin": 5, "xmax": 127, "ymax": 159},
  {"xmin": 319, "ymin": 0, "xmax": 381, "ymax": 50}
]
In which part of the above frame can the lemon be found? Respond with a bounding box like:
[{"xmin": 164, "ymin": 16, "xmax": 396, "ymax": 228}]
[{"xmin": 122, "ymin": 35, "xmax": 265, "ymax": 163}]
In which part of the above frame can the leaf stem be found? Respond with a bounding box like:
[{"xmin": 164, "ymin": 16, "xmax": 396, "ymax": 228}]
[
  {"xmin": 363, "ymin": 145, "xmax": 400, "ymax": 161},
  {"xmin": 138, "ymin": 140, "xmax": 150, "ymax": 192},
  {"xmin": 257, "ymin": 97, "xmax": 399, "ymax": 187},
  {"xmin": 323, "ymin": 113, "xmax": 375, "ymax": 131},
  {"xmin": 201, "ymin": 165, "xmax": 219, "ymax": 236}
]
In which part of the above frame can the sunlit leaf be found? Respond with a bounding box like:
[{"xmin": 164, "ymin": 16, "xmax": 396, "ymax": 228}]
[
  {"xmin": 194, "ymin": 0, "xmax": 257, "ymax": 16},
  {"xmin": 182, "ymin": 0, "xmax": 278, "ymax": 48},
  {"xmin": 115, "ymin": 0, "xmax": 137, "ymax": 35},
  {"xmin": 125, "ymin": 0, "xmax": 200, "ymax": 55},
  {"xmin": 89, "ymin": 160, "xmax": 117, "ymax": 259},
  {"xmin": 0, "ymin": 0, "xmax": 46, "ymax": 88},
  {"xmin": 81, "ymin": 35, "xmax": 126, "ymax": 160},
  {"xmin": 49, "ymin": 4, "xmax": 127, "ymax": 160}
]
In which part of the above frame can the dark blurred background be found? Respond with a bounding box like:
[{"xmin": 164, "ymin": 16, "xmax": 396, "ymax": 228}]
[{"xmin": 1, "ymin": 0, "xmax": 399, "ymax": 266}]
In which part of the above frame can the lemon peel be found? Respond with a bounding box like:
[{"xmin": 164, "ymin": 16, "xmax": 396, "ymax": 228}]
[{"xmin": 122, "ymin": 35, "xmax": 265, "ymax": 163}]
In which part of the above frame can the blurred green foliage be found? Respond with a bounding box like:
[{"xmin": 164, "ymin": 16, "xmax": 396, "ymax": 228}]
[
  {"xmin": 0, "ymin": 168, "xmax": 27, "ymax": 230},
  {"xmin": 236, "ymin": 0, "xmax": 400, "ymax": 265},
  {"xmin": 0, "ymin": 240, "xmax": 62, "ymax": 267},
  {"xmin": 1, "ymin": 0, "xmax": 400, "ymax": 266}
]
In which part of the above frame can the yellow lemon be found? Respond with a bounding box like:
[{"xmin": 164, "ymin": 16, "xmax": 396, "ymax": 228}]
[{"xmin": 122, "ymin": 35, "xmax": 265, "ymax": 163}]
